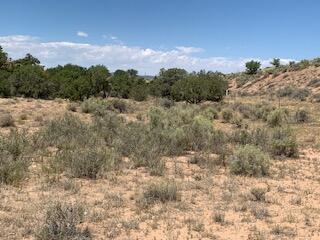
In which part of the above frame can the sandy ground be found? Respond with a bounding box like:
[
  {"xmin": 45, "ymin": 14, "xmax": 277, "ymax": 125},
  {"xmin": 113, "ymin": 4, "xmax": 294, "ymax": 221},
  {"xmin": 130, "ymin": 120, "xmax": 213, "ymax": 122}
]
[{"xmin": 0, "ymin": 97, "xmax": 320, "ymax": 240}]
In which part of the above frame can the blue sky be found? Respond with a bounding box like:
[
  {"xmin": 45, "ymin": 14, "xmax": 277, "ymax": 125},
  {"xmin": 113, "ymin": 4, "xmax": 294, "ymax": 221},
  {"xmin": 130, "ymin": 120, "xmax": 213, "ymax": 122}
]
[{"xmin": 0, "ymin": 0, "xmax": 319, "ymax": 74}]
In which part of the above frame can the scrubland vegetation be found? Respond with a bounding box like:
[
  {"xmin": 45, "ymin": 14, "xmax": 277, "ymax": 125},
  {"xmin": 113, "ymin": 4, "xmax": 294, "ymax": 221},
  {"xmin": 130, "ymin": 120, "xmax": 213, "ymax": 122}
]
[{"xmin": 1, "ymin": 45, "xmax": 320, "ymax": 239}]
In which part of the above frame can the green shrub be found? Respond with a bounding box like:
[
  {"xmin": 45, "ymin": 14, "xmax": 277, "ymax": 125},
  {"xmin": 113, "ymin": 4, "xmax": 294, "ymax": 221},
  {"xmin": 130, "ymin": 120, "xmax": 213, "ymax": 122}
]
[
  {"xmin": 250, "ymin": 187, "xmax": 268, "ymax": 202},
  {"xmin": 277, "ymin": 87, "xmax": 310, "ymax": 101},
  {"xmin": 37, "ymin": 202, "xmax": 91, "ymax": 240},
  {"xmin": 158, "ymin": 98, "xmax": 175, "ymax": 108},
  {"xmin": 136, "ymin": 181, "xmax": 180, "ymax": 208},
  {"xmin": 67, "ymin": 102, "xmax": 78, "ymax": 112},
  {"xmin": 130, "ymin": 145, "xmax": 165, "ymax": 176},
  {"xmin": 185, "ymin": 115, "xmax": 214, "ymax": 151},
  {"xmin": 93, "ymin": 112, "xmax": 124, "ymax": 146},
  {"xmin": 0, "ymin": 154, "xmax": 29, "ymax": 185},
  {"xmin": 200, "ymin": 107, "xmax": 219, "ymax": 120},
  {"xmin": 221, "ymin": 109, "xmax": 233, "ymax": 122},
  {"xmin": 107, "ymin": 98, "xmax": 129, "ymax": 113},
  {"xmin": 53, "ymin": 147, "xmax": 120, "ymax": 179},
  {"xmin": 231, "ymin": 114, "xmax": 245, "ymax": 128},
  {"xmin": 252, "ymin": 103, "xmax": 275, "ymax": 121},
  {"xmin": 36, "ymin": 113, "xmax": 89, "ymax": 149},
  {"xmin": 294, "ymin": 109, "xmax": 309, "ymax": 123},
  {"xmin": 171, "ymin": 71, "xmax": 227, "ymax": 103},
  {"xmin": 267, "ymin": 109, "xmax": 288, "ymax": 127},
  {"xmin": 271, "ymin": 127, "xmax": 298, "ymax": 158},
  {"xmin": 312, "ymin": 93, "xmax": 320, "ymax": 103},
  {"xmin": 245, "ymin": 60, "xmax": 261, "ymax": 75},
  {"xmin": 148, "ymin": 107, "xmax": 168, "ymax": 129},
  {"xmin": 0, "ymin": 131, "xmax": 30, "ymax": 185},
  {"xmin": 250, "ymin": 127, "xmax": 270, "ymax": 149},
  {"xmin": 230, "ymin": 129, "xmax": 251, "ymax": 145},
  {"xmin": 229, "ymin": 145, "xmax": 270, "ymax": 177},
  {"xmin": 0, "ymin": 113, "xmax": 15, "ymax": 127},
  {"xmin": 129, "ymin": 83, "xmax": 148, "ymax": 101},
  {"xmin": 80, "ymin": 98, "xmax": 108, "ymax": 116},
  {"xmin": 165, "ymin": 127, "xmax": 188, "ymax": 155}
]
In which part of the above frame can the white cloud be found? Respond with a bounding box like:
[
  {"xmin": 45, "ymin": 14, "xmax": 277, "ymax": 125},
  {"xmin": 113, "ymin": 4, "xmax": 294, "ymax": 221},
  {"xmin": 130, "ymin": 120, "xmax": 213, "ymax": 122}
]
[
  {"xmin": 77, "ymin": 31, "xmax": 88, "ymax": 37},
  {"xmin": 0, "ymin": 35, "xmax": 294, "ymax": 75},
  {"xmin": 175, "ymin": 46, "xmax": 203, "ymax": 54}
]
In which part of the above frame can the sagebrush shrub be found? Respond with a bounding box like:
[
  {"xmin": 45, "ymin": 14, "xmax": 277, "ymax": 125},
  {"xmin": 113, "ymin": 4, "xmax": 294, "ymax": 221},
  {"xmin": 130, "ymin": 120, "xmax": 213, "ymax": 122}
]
[
  {"xmin": 0, "ymin": 131, "xmax": 30, "ymax": 185},
  {"xmin": 0, "ymin": 113, "xmax": 14, "ymax": 127},
  {"xmin": 158, "ymin": 98, "xmax": 175, "ymax": 108},
  {"xmin": 267, "ymin": 109, "xmax": 288, "ymax": 127},
  {"xmin": 37, "ymin": 202, "xmax": 91, "ymax": 240},
  {"xmin": 80, "ymin": 98, "xmax": 108, "ymax": 116},
  {"xmin": 54, "ymin": 147, "xmax": 120, "ymax": 179},
  {"xmin": 229, "ymin": 145, "xmax": 270, "ymax": 177},
  {"xmin": 107, "ymin": 98, "xmax": 129, "ymax": 113},
  {"xmin": 136, "ymin": 180, "xmax": 180, "ymax": 208},
  {"xmin": 67, "ymin": 102, "xmax": 78, "ymax": 112},
  {"xmin": 271, "ymin": 127, "xmax": 298, "ymax": 158},
  {"xmin": 186, "ymin": 115, "xmax": 214, "ymax": 151},
  {"xmin": 294, "ymin": 109, "xmax": 309, "ymax": 123},
  {"xmin": 200, "ymin": 107, "xmax": 219, "ymax": 120},
  {"xmin": 221, "ymin": 109, "xmax": 233, "ymax": 122}
]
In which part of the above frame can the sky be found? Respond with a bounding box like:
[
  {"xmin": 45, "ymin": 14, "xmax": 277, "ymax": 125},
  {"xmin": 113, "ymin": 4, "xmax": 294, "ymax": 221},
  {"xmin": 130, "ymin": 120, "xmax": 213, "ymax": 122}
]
[{"xmin": 0, "ymin": 0, "xmax": 319, "ymax": 75}]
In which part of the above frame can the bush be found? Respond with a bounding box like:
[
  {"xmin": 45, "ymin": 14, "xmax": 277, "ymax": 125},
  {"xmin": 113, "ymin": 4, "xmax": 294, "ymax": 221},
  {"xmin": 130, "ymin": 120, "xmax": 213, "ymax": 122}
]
[
  {"xmin": 0, "ymin": 113, "xmax": 15, "ymax": 127},
  {"xmin": 277, "ymin": 87, "xmax": 310, "ymax": 101},
  {"xmin": 53, "ymin": 147, "xmax": 120, "ymax": 179},
  {"xmin": 250, "ymin": 187, "xmax": 268, "ymax": 202},
  {"xmin": 245, "ymin": 61, "xmax": 261, "ymax": 75},
  {"xmin": 0, "ymin": 154, "xmax": 29, "ymax": 185},
  {"xmin": 231, "ymin": 114, "xmax": 245, "ymax": 128},
  {"xmin": 229, "ymin": 145, "xmax": 270, "ymax": 177},
  {"xmin": 200, "ymin": 107, "xmax": 219, "ymax": 120},
  {"xmin": 171, "ymin": 71, "xmax": 227, "ymax": 103},
  {"xmin": 158, "ymin": 98, "xmax": 175, "ymax": 108},
  {"xmin": 130, "ymin": 143, "xmax": 165, "ymax": 176},
  {"xmin": 185, "ymin": 115, "xmax": 214, "ymax": 151},
  {"xmin": 136, "ymin": 181, "xmax": 180, "ymax": 208},
  {"xmin": 221, "ymin": 109, "xmax": 233, "ymax": 122},
  {"xmin": 294, "ymin": 109, "xmax": 309, "ymax": 123},
  {"xmin": 107, "ymin": 98, "xmax": 129, "ymax": 113},
  {"xmin": 67, "ymin": 102, "xmax": 78, "ymax": 112},
  {"xmin": 0, "ymin": 131, "xmax": 30, "ymax": 185},
  {"xmin": 36, "ymin": 113, "xmax": 89, "ymax": 149},
  {"xmin": 271, "ymin": 127, "xmax": 298, "ymax": 158},
  {"xmin": 80, "ymin": 98, "xmax": 108, "ymax": 116},
  {"xmin": 267, "ymin": 109, "xmax": 288, "ymax": 127},
  {"xmin": 37, "ymin": 202, "xmax": 91, "ymax": 240},
  {"xmin": 129, "ymin": 83, "xmax": 148, "ymax": 101},
  {"xmin": 312, "ymin": 93, "xmax": 320, "ymax": 103}
]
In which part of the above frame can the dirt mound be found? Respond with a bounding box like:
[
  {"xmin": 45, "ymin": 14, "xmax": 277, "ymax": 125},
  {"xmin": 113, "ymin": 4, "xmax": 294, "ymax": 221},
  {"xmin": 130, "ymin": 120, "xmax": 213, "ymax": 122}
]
[{"xmin": 229, "ymin": 65, "xmax": 320, "ymax": 96}]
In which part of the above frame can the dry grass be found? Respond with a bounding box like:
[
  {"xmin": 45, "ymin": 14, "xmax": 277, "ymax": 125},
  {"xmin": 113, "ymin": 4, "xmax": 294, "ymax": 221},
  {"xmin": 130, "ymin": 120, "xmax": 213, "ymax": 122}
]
[{"xmin": 0, "ymin": 96, "xmax": 320, "ymax": 239}]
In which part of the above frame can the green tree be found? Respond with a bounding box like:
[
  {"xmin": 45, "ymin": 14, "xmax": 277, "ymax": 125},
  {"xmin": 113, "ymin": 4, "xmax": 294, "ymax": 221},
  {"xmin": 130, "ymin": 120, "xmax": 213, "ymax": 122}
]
[
  {"xmin": 245, "ymin": 60, "xmax": 261, "ymax": 75},
  {"xmin": 46, "ymin": 64, "xmax": 88, "ymax": 100},
  {"xmin": 129, "ymin": 78, "xmax": 149, "ymax": 101},
  {"xmin": 171, "ymin": 71, "xmax": 227, "ymax": 104},
  {"xmin": 271, "ymin": 58, "xmax": 281, "ymax": 68},
  {"xmin": 0, "ymin": 46, "xmax": 8, "ymax": 69},
  {"xmin": 150, "ymin": 68, "xmax": 188, "ymax": 97},
  {"xmin": 110, "ymin": 69, "xmax": 140, "ymax": 98},
  {"xmin": 87, "ymin": 65, "xmax": 111, "ymax": 97},
  {"xmin": 14, "ymin": 53, "xmax": 41, "ymax": 66},
  {"xmin": 9, "ymin": 65, "xmax": 51, "ymax": 98}
]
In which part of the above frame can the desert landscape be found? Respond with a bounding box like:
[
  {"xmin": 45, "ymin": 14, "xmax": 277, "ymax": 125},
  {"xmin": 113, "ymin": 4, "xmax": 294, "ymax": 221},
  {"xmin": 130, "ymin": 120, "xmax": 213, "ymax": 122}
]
[
  {"xmin": 1, "ymin": 62, "xmax": 320, "ymax": 239},
  {"xmin": 1, "ymin": 1, "xmax": 320, "ymax": 239}
]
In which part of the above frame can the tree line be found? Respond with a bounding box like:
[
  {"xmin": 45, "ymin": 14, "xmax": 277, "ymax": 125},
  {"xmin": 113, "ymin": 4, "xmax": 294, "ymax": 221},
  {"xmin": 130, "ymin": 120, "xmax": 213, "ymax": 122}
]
[{"xmin": 0, "ymin": 46, "xmax": 228, "ymax": 103}]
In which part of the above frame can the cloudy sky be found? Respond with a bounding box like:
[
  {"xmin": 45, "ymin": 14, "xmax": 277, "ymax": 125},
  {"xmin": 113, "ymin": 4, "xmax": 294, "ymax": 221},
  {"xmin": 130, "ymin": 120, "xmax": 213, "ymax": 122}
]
[{"xmin": 1, "ymin": 0, "xmax": 319, "ymax": 75}]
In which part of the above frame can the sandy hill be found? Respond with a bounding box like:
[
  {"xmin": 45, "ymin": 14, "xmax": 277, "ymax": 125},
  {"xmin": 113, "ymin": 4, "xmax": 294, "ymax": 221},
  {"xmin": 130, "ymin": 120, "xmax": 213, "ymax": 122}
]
[{"xmin": 229, "ymin": 62, "xmax": 320, "ymax": 97}]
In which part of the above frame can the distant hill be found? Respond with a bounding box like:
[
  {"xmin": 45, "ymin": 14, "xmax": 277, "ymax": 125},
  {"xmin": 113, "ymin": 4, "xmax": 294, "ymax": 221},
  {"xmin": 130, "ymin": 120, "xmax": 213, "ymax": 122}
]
[{"xmin": 228, "ymin": 58, "xmax": 320, "ymax": 99}]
